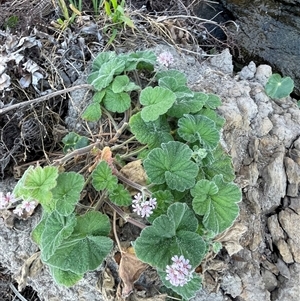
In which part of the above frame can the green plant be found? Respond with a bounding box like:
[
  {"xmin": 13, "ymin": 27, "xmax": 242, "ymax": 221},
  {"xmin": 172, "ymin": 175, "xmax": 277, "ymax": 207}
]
[
  {"xmin": 53, "ymin": 0, "xmax": 82, "ymax": 29},
  {"xmin": 265, "ymin": 73, "xmax": 294, "ymax": 99},
  {"xmin": 11, "ymin": 50, "xmax": 241, "ymax": 299},
  {"xmin": 103, "ymin": 0, "xmax": 134, "ymax": 28}
]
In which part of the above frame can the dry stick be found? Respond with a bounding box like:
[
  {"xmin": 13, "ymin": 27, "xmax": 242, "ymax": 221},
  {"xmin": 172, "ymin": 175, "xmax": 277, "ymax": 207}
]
[
  {"xmin": 0, "ymin": 84, "xmax": 93, "ymax": 115},
  {"xmin": 106, "ymin": 200, "xmax": 146, "ymax": 230}
]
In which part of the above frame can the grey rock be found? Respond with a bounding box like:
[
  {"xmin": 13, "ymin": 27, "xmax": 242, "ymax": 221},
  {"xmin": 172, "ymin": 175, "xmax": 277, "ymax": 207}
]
[
  {"xmin": 221, "ymin": 273, "xmax": 243, "ymax": 297},
  {"xmin": 255, "ymin": 65, "xmax": 272, "ymax": 86},
  {"xmin": 209, "ymin": 48, "xmax": 233, "ymax": 74},
  {"xmin": 284, "ymin": 157, "xmax": 300, "ymax": 197},
  {"xmin": 276, "ymin": 258, "xmax": 291, "ymax": 279},
  {"xmin": 279, "ymin": 208, "xmax": 300, "ymax": 263},
  {"xmin": 267, "ymin": 215, "xmax": 294, "ymax": 263},
  {"xmin": 261, "ymin": 268, "xmax": 278, "ymax": 292},
  {"xmin": 238, "ymin": 61, "xmax": 256, "ymax": 80},
  {"xmin": 273, "ymin": 263, "xmax": 300, "ymax": 301},
  {"xmin": 261, "ymin": 148, "xmax": 287, "ymax": 212}
]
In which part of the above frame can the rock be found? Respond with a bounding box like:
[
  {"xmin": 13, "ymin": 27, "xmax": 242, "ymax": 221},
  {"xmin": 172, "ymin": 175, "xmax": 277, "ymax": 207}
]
[
  {"xmin": 267, "ymin": 215, "xmax": 294, "ymax": 263},
  {"xmin": 220, "ymin": 0, "xmax": 300, "ymax": 95},
  {"xmin": 276, "ymin": 258, "xmax": 291, "ymax": 280},
  {"xmin": 238, "ymin": 61, "xmax": 256, "ymax": 80},
  {"xmin": 273, "ymin": 263, "xmax": 300, "ymax": 301},
  {"xmin": 279, "ymin": 208, "xmax": 300, "ymax": 263},
  {"xmin": 221, "ymin": 272, "xmax": 243, "ymax": 297},
  {"xmin": 284, "ymin": 157, "xmax": 300, "ymax": 197},
  {"xmin": 261, "ymin": 268, "xmax": 278, "ymax": 292},
  {"xmin": 210, "ymin": 48, "xmax": 233, "ymax": 74},
  {"xmin": 255, "ymin": 65, "xmax": 272, "ymax": 86},
  {"xmin": 261, "ymin": 147, "xmax": 287, "ymax": 213},
  {"xmin": 237, "ymin": 269, "xmax": 271, "ymax": 301}
]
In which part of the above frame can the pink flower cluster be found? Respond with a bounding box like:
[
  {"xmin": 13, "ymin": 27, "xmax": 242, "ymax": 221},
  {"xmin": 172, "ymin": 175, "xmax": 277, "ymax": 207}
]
[
  {"xmin": 0, "ymin": 191, "xmax": 36, "ymax": 216},
  {"xmin": 0, "ymin": 192, "xmax": 16, "ymax": 209},
  {"xmin": 165, "ymin": 255, "xmax": 193, "ymax": 287},
  {"xmin": 132, "ymin": 192, "xmax": 157, "ymax": 218},
  {"xmin": 157, "ymin": 51, "xmax": 174, "ymax": 67}
]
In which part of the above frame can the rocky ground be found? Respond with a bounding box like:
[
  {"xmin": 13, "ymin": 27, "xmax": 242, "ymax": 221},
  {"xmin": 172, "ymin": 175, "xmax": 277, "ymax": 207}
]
[{"xmin": 1, "ymin": 1, "xmax": 300, "ymax": 301}]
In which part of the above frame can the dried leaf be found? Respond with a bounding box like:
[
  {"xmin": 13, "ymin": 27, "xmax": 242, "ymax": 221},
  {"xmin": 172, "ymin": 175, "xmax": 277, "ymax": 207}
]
[
  {"xmin": 15, "ymin": 251, "xmax": 43, "ymax": 291},
  {"xmin": 120, "ymin": 160, "xmax": 147, "ymax": 188},
  {"xmin": 98, "ymin": 268, "xmax": 116, "ymax": 301},
  {"xmin": 216, "ymin": 222, "xmax": 247, "ymax": 256},
  {"xmin": 119, "ymin": 247, "xmax": 148, "ymax": 298}
]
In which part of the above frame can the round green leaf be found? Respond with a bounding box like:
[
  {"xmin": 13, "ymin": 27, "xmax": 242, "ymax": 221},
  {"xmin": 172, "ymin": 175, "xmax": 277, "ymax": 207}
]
[
  {"xmin": 53, "ymin": 172, "xmax": 85, "ymax": 216},
  {"xmin": 134, "ymin": 203, "xmax": 206, "ymax": 270},
  {"xmin": 265, "ymin": 73, "xmax": 294, "ymax": 99},
  {"xmin": 103, "ymin": 89, "xmax": 131, "ymax": 113},
  {"xmin": 191, "ymin": 175, "xmax": 242, "ymax": 234},
  {"xmin": 140, "ymin": 86, "xmax": 176, "ymax": 122},
  {"xmin": 50, "ymin": 266, "xmax": 83, "ymax": 287},
  {"xmin": 178, "ymin": 114, "xmax": 220, "ymax": 149},
  {"xmin": 108, "ymin": 184, "xmax": 132, "ymax": 206},
  {"xmin": 92, "ymin": 161, "xmax": 118, "ymax": 192},
  {"xmin": 143, "ymin": 141, "xmax": 199, "ymax": 191},
  {"xmin": 45, "ymin": 212, "xmax": 113, "ymax": 274},
  {"xmin": 129, "ymin": 112, "xmax": 174, "ymax": 148},
  {"xmin": 82, "ymin": 103, "xmax": 102, "ymax": 122}
]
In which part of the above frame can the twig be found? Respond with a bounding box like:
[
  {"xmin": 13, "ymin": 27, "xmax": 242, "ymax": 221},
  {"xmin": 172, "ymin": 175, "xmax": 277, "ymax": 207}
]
[
  {"xmin": 113, "ymin": 210, "xmax": 123, "ymax": 252},
  {"xmin": 0, "ymin": 84, "xmax": 93, "ymax": 115},
  {"xmin": 52, "ymin": 140, "xmax": 104, "ymax": 166},
  {"xmin": 106, "ymin": 200, "xmax": 146, "ymax": 229},
  {"xmin": 9, "ymin": 283, "xmax": 28, "ymax": 301}
]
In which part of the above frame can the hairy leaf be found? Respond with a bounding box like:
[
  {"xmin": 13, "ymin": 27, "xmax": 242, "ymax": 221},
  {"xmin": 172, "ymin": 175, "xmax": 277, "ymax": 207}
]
[
  {"xmin": 108, "ymin": 184, "xmax": 132, "ymax": 206},
  {"xmin": 53, "ymin": 172, "xmax": 85, "ymax": 216},
  {"xmin": 134, "ymin": 203, "xmax": 206, "ymax": 270},
  {"xmin": 191, "ymin": 175, "xmax": 242, "ymax": 234},
  {"xmin": 41, "ymin": 211, "xmax": 77, "ymax": 261},
  {"xmin": 45, "ymin": 211, "xmax": 113, "ymax": 274},
  {"xmin": 167, "ymin": 92, "xmax": 207, "ymax": 118},
  {"xmin": 50, "ymin": 266, "xmax": 83, "ymax": 287},
  {"xmin": 143, "ymin": 141, "xmax": 199, "ymax": 191},
  {"xmin": 265, "ymin": 73, "xmax": 294, "ymax": 99},
  {"xmin": 129, "ymin": 112, "xmax": 173, "ymax": 148},
  {"xmin": 156, "ymin": 69, "xmax": 187, "ymax": 86},
  {"xmin": 92, "ymin": 161, "xmax": 118, "ymax": 191},
  {"xmin": 178, "ymin": 114, "xmax": 220, "ymax": 149},
  {"xmin": 140, "ymin": 86, "xmax": 176, "ymax": 122},
  {"xmin": 82, "ymin": 102, "xmax": 102, "ymax": 121},
  {"xmin": 13, "ymin": 166, "xmax": 58, "ymax": 212},
  {"xmin": 103, "ymin": 89, "xmax": 131, "ymax": 113}
]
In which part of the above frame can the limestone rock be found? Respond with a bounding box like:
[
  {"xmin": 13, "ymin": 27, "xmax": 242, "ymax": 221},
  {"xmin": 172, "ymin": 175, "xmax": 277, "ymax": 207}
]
[
  {"xmin": 267, "ymin": 215, "xmax": 293, "ymax": 263},
  {"xmin": 279, "ymin": 209, "xmax": 300, "ymax": 263},
  {"xmin": 261, "ymin": 148, "xmax": 287, "ymax": 212},
  {"xmin": 255, "ymin": 65, "xmax": 272, "ymax": 86},
  {"xmin": 284, "ymin": 157, "xmax": 300, "ymax": 197},
  {"xmin": 238, "ymin": 61, "xmax": 256, "ymax": 80}
]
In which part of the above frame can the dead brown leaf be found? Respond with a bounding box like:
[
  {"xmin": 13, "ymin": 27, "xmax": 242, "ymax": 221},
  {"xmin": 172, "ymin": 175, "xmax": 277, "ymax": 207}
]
[
  {"xmin": 215, "ymin": 222, "xmax": 247, "ymax": 256},
  {"xmin": 15, "ymin": 251, "xmax": 43, "ymax": 291},
  {"xmin": 120, "ymin": 160, "xmax": 147, "ymax": 191},
  {"xmin": 97, "ymin": 268, "xmax": 116, "ymax": 301},
  {"xmin": 118, "ymin": 246, "xmax": 148, "ymax": 298}
]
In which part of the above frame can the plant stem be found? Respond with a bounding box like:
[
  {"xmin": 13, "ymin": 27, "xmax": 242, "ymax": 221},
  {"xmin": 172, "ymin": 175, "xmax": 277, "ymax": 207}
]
[{"xmin": 106, "ymin": 200, "xmax": 146, "ymax": 229}]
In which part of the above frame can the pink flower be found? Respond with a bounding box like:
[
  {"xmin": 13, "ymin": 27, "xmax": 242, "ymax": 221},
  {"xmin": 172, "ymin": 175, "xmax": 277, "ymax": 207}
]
[
  {"xmin": 0, "ymin": 192, "xmax": 17, "ymax": 209},
  {"xmin": 22, "ymin": 201, "xmax": 36, "ymax": 212},
  {"xmin": 132, "ymin": 193, "xmax": 157, "ymax": 218},
  {"xmin": 165, "ymin": 255, "xmax": 193, "ymax": 287},
  {"xmin": 157, "ymin": 51, "xmax": 174, "ymax": 67},
  {"xmin": 13, "ymin": 206, "xmax": 23, "ymax": 216}
]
